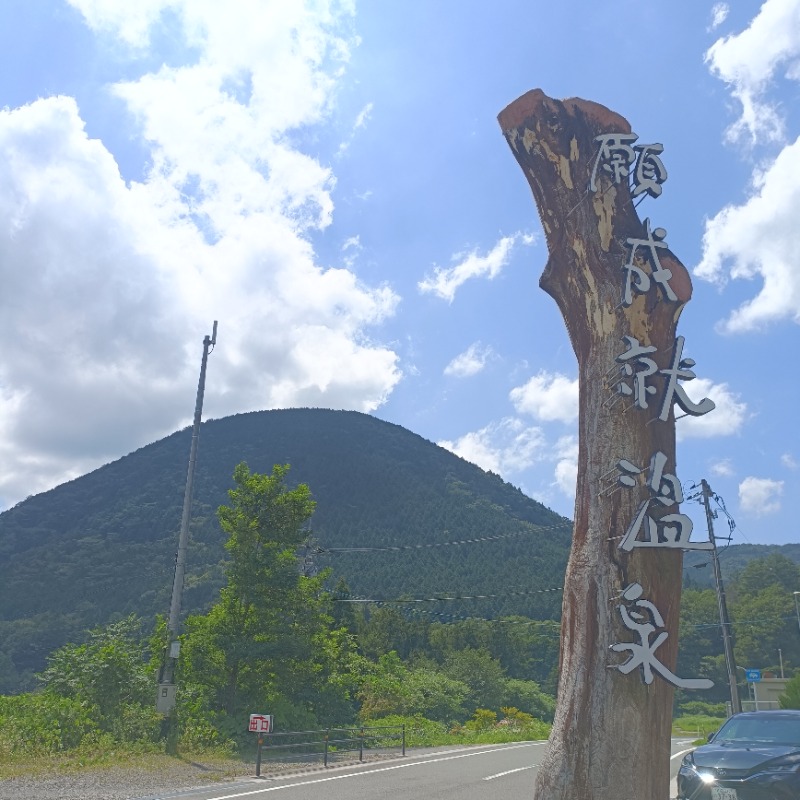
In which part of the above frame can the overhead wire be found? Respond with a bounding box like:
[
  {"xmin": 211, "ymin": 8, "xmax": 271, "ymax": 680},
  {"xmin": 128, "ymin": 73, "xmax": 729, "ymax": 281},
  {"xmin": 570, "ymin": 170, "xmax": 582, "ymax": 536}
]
[
  {"xmin": 332, "ymin": 586, "xmax": 564, "ymax": 604},
  {"xmin": 316, "ymin": 519, "xmax": 573, "ymax": 554}
]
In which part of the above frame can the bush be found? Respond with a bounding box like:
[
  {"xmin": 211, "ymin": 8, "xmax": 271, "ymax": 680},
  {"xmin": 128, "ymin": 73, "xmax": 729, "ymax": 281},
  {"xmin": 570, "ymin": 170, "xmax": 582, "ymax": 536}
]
[
  {"xmin": 465, "ymin": 709, "xmax": 497, "ymax": 731},
  {"xmin": 360, "ymin": 714, "xmax": 448, "ymax": 747},
  {"xmin": 110, "ymin": 702, "xmax": 163, "ymax": 744},
  {"xmin": 780, "ymin": 673, "xmax": 800, "ymax": 709},
  {"xmin": 502, "ymin": 679, "xmax": 556, "ymax": 722},
  {"xmin": 678, "ymin": 701, "xmax": 727, "ymax": 718},
  {"xmin": 672, "ymin": 715, "xmax": 725, "ymax": 738},
  {"xmin": 500, "ymin": 706, "xmax": 534, "ymax": 727},
  {"xmin": 0, "ymin": 692, "xmax": 98, "ymax": 755},
  {"xmin": 362, "ymin": 712, "xmax": 550, "ymax": 748}
]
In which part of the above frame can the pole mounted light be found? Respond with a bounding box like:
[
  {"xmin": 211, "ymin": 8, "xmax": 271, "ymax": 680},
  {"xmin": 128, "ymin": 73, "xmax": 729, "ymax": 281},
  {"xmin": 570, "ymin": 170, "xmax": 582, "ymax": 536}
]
[{"xmin": 157, "ymin": 321, "xmax": 218, "ymax": 716}]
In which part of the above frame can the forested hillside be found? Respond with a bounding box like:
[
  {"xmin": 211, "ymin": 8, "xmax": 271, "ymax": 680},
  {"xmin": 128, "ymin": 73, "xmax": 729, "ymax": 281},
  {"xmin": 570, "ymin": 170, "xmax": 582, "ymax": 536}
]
[
  {"xmin": 2, "ymin": 408, "xmax": 799, "ymax": 702},
  {"xmin": 0, "ymin": 409, "xmax": 571, "ymax": 691}
]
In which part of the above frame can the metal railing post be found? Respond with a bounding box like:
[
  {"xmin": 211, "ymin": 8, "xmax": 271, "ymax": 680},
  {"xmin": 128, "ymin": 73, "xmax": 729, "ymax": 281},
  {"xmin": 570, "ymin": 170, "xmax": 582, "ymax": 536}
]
[
  {"xmin": 402, "ymin": 724, "xmax": 406, "ymax": 756},
  {"xmin": 324, "ymin": 729, "xmax": 329, "ymax": 767},
  {"xmin": 359, "ymin": 726, "xmax": 364, "ymax": 761}
]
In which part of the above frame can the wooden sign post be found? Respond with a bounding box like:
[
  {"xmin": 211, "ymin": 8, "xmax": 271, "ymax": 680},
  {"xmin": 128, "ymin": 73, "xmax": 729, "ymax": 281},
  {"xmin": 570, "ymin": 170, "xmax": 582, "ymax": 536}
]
[{"xmin": 498, "ymin": 90, "xmax": 716, "ymax": 799}]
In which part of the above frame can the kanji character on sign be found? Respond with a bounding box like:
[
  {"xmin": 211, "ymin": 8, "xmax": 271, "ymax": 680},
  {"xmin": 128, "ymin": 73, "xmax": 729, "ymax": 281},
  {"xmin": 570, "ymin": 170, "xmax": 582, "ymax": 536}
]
[
  {"xmin": 615, "ymin": 335, "xmax": 658, "ymax": 410},
  {"xmin": 589, "ymin": 133, "xmax": 668, "ymax": 198},
  {"xmin": 632, "ymin": 143, "xmax": 667, "ymax": 198},
  {"xmin": 621, "ymin": 219, "xmax": 677, "ymax": 306},
  {"xmin": 615, "ymin": 335, "xmax": 716, "ymax": 423},
  {"xmin": 657, "ymin": 336, "xmax": 716, "ymax": 422},
  {"xmin": 589, "ymin": 133, "xmax": 639, "ymax": 192},
  {"xmin": 616, "ymin": 452, "xmax": 712, "ymax": 551},
  {"xmin": 611, "ymin": 583, "xmax": 713, "ymax": 690}
]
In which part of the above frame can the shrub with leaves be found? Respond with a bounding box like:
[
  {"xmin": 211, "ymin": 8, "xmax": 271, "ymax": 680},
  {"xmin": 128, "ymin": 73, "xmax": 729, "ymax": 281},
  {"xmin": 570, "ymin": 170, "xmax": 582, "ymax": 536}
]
[{"xmin": 0, "ymin": 692, "xmax": 98, "ymax": 755}]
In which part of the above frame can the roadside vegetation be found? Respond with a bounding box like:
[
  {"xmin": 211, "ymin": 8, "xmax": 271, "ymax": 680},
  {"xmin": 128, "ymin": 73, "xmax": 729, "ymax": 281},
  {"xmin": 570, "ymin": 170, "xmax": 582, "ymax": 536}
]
[
  {"xmin": 1, "ymin": 462, "xmax": 798, "ymax": 775},
  {"xmin": 0, "ymin": 463, "xmax": 555, "ymax": 774}
]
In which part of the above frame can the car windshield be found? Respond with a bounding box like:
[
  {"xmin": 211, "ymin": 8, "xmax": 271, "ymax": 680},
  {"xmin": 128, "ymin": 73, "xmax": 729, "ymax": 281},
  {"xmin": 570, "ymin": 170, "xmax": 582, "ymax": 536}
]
[{"xmin": 714, "ymin": 716, "xmax": 800, "ymax": 746}]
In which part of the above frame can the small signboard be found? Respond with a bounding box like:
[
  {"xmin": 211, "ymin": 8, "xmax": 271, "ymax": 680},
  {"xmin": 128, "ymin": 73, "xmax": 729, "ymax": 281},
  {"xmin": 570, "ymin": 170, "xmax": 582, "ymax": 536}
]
[
  {"xmin": 745, "ymin": 669, "xmax": 761, "ymax": 683},
  {"xmin": 248, "ymin": 714, "xmax": 273, "ymax": 733}
]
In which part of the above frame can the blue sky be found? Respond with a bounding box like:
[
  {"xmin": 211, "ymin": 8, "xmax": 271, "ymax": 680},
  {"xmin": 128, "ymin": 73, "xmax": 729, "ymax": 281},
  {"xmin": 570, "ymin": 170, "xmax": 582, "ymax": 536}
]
[{"xmin": 0, "ymin": 0, "xmax": 798, "ymax": 545}]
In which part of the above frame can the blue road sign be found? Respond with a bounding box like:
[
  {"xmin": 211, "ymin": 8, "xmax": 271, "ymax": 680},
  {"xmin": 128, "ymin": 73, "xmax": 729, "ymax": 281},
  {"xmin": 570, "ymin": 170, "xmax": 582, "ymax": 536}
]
[{"xmin": 745, "ymin": 669, "xmax": 762, "ymax": 683}]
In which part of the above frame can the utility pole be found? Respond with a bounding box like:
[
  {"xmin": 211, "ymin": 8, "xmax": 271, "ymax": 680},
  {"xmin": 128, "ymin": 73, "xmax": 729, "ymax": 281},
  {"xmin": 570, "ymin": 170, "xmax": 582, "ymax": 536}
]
[
  {"xmin": 157, "ymin": 321, "xmax": 217, "ymax": 722},
  {"xmin": 701, "ymin": 478, "xmax": 741, "ymax": 714},
  {"xmin": 794, "ymin": 592, "xmax": 800, "ymax": 636}
]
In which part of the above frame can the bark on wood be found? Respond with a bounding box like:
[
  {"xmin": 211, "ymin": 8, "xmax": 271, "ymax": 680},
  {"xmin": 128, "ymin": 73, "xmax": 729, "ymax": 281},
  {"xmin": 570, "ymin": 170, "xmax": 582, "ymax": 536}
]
[{"xmin": 498, "ymin": 90, "xmax": 691, "ymax": 800}]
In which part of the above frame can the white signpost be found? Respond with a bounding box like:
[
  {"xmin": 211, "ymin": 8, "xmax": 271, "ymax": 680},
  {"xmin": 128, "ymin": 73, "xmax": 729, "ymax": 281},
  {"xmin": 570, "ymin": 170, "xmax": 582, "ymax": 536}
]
[{"xmin": 250, "ymin": 714, "xmax": 273, "ymax": 777}]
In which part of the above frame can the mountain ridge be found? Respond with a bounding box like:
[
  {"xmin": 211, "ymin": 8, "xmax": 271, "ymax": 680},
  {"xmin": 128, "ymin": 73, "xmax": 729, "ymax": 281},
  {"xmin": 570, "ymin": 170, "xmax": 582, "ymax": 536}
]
[{"xmin": 0, "ymin": 408, "xmax": 571, "ymax": 691}]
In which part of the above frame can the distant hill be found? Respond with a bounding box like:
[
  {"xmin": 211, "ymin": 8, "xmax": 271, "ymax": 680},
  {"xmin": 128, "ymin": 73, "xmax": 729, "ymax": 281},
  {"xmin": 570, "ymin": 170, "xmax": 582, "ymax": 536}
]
[
  {"xmin": 0, "ymin": 409, "xmax": 572, "ymax": 691},
  {"xmin": 2, "ymin": 408, "xmax": 797, "ymax": 695},
  {"xmin": 683, "ymin": 543, "xmax": 800, "ymax": 588}
]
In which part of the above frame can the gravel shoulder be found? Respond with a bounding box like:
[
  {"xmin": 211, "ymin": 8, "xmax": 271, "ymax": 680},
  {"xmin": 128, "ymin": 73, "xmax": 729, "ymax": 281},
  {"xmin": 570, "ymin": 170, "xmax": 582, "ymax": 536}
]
[
  {"xmin": 0, "ymin": 751, "xmax": 405, "ymax": 800},
  {"xmin": 0, "ymin": 755, "xmax": 254, "ymax": 800}
]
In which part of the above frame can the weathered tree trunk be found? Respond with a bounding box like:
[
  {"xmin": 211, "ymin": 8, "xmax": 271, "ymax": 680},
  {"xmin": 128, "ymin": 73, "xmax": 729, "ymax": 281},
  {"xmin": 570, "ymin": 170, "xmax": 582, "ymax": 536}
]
[{"xmin": 498, "ymin": 90, "xmax": 692, "ymax": 800}]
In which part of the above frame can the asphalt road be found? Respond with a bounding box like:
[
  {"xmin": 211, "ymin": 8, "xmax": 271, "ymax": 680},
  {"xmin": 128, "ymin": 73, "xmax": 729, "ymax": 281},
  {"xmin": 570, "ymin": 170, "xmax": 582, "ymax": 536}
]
[{"xmin": 144, "ymin": 739, "xmax": 697, "ymax": 800}]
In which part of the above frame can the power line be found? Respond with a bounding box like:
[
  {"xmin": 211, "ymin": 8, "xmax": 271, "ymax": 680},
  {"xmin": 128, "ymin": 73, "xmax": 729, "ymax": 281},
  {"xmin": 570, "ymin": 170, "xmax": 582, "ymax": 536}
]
[
  {"xmin": 318, "ymin": 519, "xmax": 573, "ymax": 553},
  {"xmin": 332, "ymin": 586, "xmax": 564, "ymax": 603},
  {"xmin": 687, "ymin": 614, "xmax": 799, "ymax": 630},
  {"xmin": 411, "ymin": 608, "xmax": 563, "ymax": 628}
]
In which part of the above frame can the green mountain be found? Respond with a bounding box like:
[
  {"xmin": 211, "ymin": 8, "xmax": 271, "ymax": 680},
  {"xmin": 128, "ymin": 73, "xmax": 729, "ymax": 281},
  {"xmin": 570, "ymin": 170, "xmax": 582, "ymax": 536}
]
[
  {"xmin": 0, "ymin": 408, "xmax": 572, "ymax": 692},
  {"xmin": 3, "ymin": 407, "xmax": 796, "ymax": 695}
]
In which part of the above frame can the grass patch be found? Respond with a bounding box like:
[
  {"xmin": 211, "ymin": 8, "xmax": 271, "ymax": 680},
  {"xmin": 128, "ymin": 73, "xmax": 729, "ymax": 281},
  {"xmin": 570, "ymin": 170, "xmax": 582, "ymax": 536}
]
[
  {"xmin": 365, "ymin": 714, "xmax": 551, "ymax": 748},
  {"xmin": 672, "ymin": 714, "xmax": 725, "ymax": 739},
  {"xmin": 0, "ymin": 744, "xmax": 244, "ymax": 781}
]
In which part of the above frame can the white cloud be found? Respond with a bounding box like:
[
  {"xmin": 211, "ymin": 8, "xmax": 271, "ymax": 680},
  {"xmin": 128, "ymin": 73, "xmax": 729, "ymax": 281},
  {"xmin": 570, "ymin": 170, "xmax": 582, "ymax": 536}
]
[
  {"xmin": 418, "ymin": 233, "xmax": 534, "ymax": 303},
  {"xmin": 444, "ymin": 342, "xmax": 493, "ymax": 378},
  {"xmin": 67, "ymin": 0, "xmax": 177, "ymax": 48},
  {"xmin": 709, "ymin": 3, "xmax": 730, "ymax": 31},
  {"xmin": 552, "ymin": 435, "xmax": 578, "ymax": 497},
  {"xmin": 710, "ymin": 459, "xmax": 735, "ymax": 477},
  {"xmin": 337, "ymin": 102, "xmax": 373, "ymax": 157},
  {"xmin": 739, "ymin": 475, "xmax": 784, "ymax": 515},
  {"xmin": 705, "ymin": 0, "xmax": 800, "ymax": 145},
  {"xmin": 438, "ymin": 418, "xmax": 545, "ymax": 476},
  {"xmin": 782, "ymin": 453, "xmax": 798, "ymax": 469},
  {"xmin": 510, "ymin": 371, "xmax": 578, "ymax": 424},
  {"xmin": 676, "ymin": 378, "xmax": 747, "ymax": 439},
  {"xmin": 695, "ymin": 137, "xmax": 800, "ymax": 330},
  {"xmin": 341, "ymin": 235, "xmax": 362, "ymax": 268},
  {"xmin": 0, "ymin": 2, "xmax": 401, "ymax": 508}
]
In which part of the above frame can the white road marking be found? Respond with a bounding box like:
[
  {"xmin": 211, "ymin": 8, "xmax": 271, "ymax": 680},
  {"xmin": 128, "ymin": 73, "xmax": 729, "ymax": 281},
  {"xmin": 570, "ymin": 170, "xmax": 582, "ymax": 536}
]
[
  {"xmin": 483, "ymin": 740, "xmax": 546, "ymax": 780},
  {"xmin": 671, "ymin": 747, "xmax": 695, "ymax": 761},
  {"xmin": 189, "ymin": 742, "xmax": 542, "ymax": 800},
  {"xmin": 483, "ymin": 764, "xmax": 538, "ymax": 780}
]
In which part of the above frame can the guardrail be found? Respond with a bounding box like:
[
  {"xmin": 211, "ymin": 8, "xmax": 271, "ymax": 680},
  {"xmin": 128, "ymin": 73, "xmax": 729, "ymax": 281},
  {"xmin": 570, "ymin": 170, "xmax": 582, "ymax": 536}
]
[{"xmin": 254, "ymin": 724, "xmax": 405, "ymax": 776}]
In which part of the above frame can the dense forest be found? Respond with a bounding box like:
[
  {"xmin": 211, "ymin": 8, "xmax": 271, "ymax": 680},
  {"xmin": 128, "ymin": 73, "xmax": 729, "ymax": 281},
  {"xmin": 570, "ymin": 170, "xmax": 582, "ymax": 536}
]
[
  {"xmin": 1, "ymin": 465, "xmax": 798, "ymax": 757},
  {"xmin": 0, "ymin": 430, "xmax": 799, "ymax": 756},
  {"xmin": 0, "ymin": 409, "xmax": 571, "ymax": 692}
]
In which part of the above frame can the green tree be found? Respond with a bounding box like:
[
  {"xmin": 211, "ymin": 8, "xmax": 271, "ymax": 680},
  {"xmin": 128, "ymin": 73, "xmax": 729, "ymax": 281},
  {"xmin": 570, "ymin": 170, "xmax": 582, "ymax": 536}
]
[
  {"xmin": 676, "ymin": 589, "xmax": 725, "ymax": 702},
  {"xmin": 180, "ymin": 463, "xmax": 356, "ymax": 732},
  {"xmin": 502, "ymin": 678, "xmax": 556, "ymax": 721},
  {"xmin": 37, "ymin": 614, "xmax": 159, "ymax": 740},
  {"xmin": 442, "ymin": 648, "xmax": 507, "ymax": 713},
  {"xmin": 732, "ymin": 584, "xmax": 795, "ymax": 671},
  {"xmin": 780, "ymin": 673, "xmax": 800, "ymax": 709},
  {"xmin": 356, "ymin": 651, "xmax": 468, "ymax": 722},
  {"xmin": 733, "ymin": 554, "xmax": 799, "ymax": 599}
]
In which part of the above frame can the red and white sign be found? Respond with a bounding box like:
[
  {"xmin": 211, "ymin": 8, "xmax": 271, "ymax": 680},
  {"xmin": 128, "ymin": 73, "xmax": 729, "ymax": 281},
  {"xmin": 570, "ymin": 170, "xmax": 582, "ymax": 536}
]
[{"xmin": 248, "ymin": 714, "xmax": 273, "ymax": 733}]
